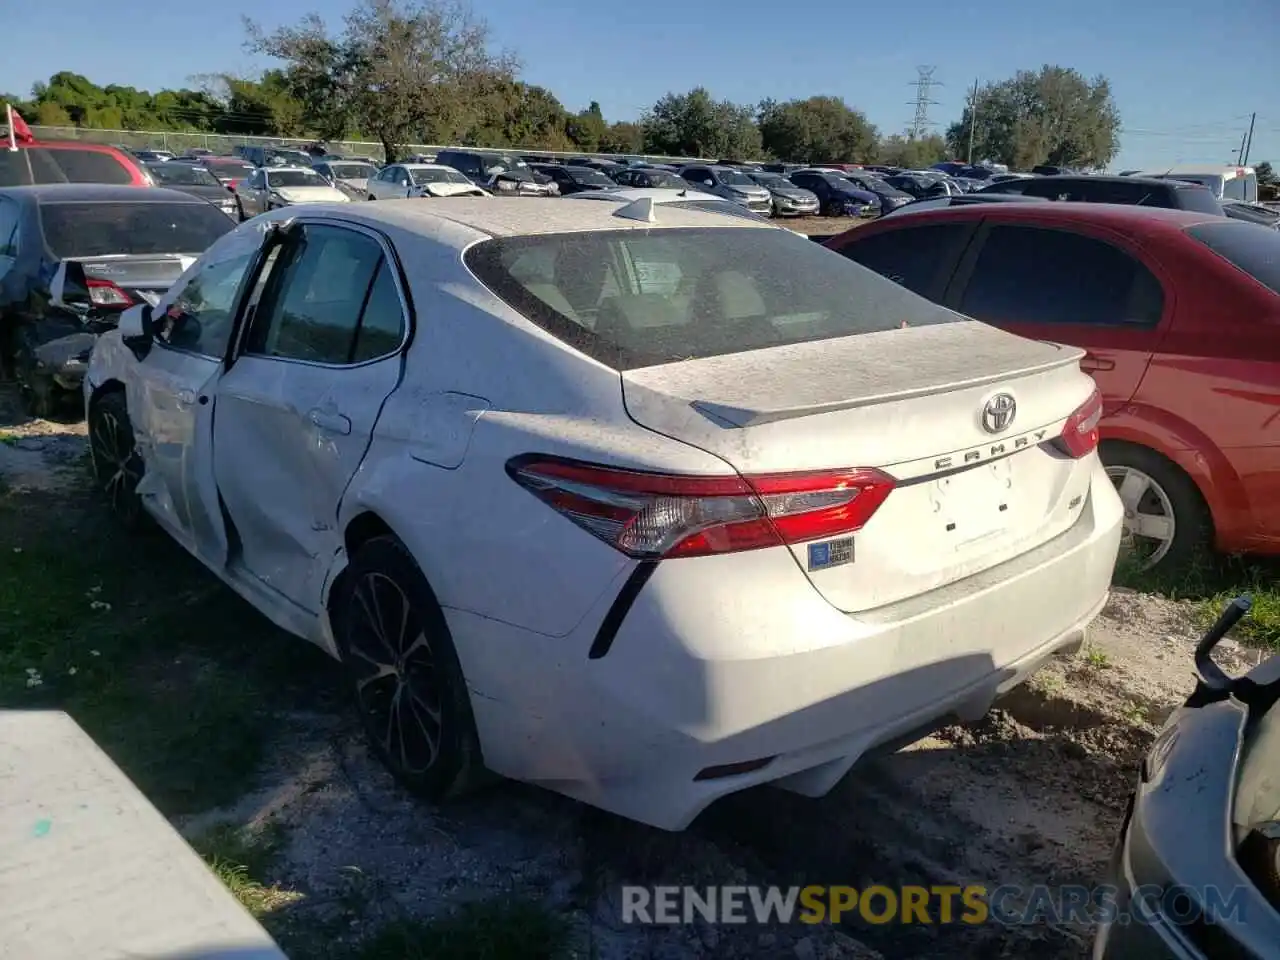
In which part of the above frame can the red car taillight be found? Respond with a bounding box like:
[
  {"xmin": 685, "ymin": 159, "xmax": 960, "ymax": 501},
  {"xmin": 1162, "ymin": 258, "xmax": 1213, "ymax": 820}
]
[
  {"xmin": 507, "ymin": 456, "xmax": 896, "ymax": 559},
  {"xmin": 86, "ymin": 278, "xmax": 134, "ymax": 307},
  {"xmin": 1056, "ymin": 388, "xmax": 1103, "ymax": 458}
]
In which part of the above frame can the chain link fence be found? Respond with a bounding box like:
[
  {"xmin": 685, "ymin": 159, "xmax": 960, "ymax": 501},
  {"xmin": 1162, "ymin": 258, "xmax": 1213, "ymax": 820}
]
[{"xmin": 27, "ymin": 125, "xmax": 695, "ymax": 165}]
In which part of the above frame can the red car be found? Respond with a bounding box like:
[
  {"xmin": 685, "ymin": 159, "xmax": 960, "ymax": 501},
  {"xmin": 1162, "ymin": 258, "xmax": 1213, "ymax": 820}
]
[
  {"xmin": 0, "ymin": 139, "xmax": 151, "ymax": 187},
  {"xmin": 825, "ymin": 203, "xmax": 1280, "ymax": 573}
]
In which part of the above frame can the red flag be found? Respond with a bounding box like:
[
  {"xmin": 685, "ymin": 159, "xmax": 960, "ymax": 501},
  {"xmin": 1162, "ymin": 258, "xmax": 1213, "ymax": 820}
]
[{"xmin": 7, "ymin": 106, "xmax": 34, "ymax": 145}]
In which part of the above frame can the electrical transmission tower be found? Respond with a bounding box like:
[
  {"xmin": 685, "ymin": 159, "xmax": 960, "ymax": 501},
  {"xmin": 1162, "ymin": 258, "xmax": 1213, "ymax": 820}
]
[{"xmin": 907, "ymin": 66, "xmax": 940, "ymax": 139}]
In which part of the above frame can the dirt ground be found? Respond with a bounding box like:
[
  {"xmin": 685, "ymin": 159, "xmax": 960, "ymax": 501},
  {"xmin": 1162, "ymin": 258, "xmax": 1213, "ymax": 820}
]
[
  {"xmin": 0, "ymin": 392, "xmax": 1267, "ymax": 960},
  {"xmin": 781, "ymin": 215, "xmax": 864, "ymax": 239}
]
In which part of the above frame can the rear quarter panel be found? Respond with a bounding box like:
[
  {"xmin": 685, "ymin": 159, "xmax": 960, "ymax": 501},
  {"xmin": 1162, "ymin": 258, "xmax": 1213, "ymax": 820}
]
[{"xmin": 1119, "ymin": 234, "xmax": 1280, "ymax": 551}]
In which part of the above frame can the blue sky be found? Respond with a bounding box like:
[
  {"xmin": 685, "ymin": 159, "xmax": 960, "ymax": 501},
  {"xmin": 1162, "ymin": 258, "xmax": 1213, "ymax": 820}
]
[{"xmin": 3, "ymin": 0, "xmax": 1277, "ymax": 172}]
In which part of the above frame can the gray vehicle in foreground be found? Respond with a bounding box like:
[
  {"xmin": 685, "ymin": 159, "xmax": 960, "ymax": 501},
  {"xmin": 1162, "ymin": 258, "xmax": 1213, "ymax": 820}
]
[{"xmin": 1097, "ymin": 597, "xmax": 1280, "ymax": 958}]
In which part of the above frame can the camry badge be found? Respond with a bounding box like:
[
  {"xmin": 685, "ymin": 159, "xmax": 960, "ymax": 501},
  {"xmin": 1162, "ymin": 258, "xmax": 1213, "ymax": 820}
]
[{"xmin": 982, "ymin": 393, "xmax": 1017, "ymax": 434}]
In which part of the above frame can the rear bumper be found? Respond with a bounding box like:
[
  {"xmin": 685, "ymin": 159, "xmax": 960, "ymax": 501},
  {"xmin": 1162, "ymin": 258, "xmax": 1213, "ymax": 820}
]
[{"xmin": 449, "ymin": 461, "xmax": 1123, "ymax": 830}]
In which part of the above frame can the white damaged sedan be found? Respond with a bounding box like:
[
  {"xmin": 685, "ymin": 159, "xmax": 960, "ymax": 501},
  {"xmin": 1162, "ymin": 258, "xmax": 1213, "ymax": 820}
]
[{"xmin": 84, "ymin": 196, "xmax": 1123, "ymax": 830}]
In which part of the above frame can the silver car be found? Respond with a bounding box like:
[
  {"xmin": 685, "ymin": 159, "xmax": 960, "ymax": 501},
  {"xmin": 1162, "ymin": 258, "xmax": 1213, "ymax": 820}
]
[
  {"xmin": 747, "ymin": 172, "xmax": 820, "ymax": 217},
  {"xmin": 312, "ymin": 160, "xmax": 381, "ymax": 200},
  {"xmin": 678, "ymin": 164, "xmax": 773, "ymax": 215}
]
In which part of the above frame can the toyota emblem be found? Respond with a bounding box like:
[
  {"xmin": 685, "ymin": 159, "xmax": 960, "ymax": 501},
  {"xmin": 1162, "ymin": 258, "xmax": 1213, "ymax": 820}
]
[{"xmin": 982, "ymin": 393, "xmax": 1017, "ymax": 434}]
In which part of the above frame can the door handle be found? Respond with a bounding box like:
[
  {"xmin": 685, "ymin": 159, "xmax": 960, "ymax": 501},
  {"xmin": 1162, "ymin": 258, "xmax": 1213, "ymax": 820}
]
[
  {"xmin": 1081, "ymin": 355, "xmax": 1116, "ymax": 372},
  {"xmin": 307, "ymin": 408, "xmax": 352, "ymax": 435}
]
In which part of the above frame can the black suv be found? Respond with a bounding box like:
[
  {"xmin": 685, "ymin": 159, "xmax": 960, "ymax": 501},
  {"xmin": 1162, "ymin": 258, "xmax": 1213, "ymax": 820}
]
[{"xmin": 979, "ymin": 174, "xmax": 1224, "ymax": 214}]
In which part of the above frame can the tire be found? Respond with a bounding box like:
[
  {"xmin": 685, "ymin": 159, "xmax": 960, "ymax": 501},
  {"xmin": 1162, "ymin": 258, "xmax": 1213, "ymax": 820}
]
[
  {"xmin": 367, "ymin": 194, "xmax": 376, "ymax": 202},
  {"xmin": 88, "ymin": 390, "xmax": 146, "ymax": 529},
  {"xmin": 335, "ymin": 535, "xmax": 484, "ymax": 800},
  {"xmin": 1101, "ymin": 442, "xmax": 1212, "ymax": 577}
]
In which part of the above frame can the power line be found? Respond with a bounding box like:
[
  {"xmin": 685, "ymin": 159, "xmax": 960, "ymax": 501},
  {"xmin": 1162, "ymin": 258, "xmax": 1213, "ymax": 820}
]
[{"xmin": 907, "ymin": 66, "xmax": 939, "ymax": 139}]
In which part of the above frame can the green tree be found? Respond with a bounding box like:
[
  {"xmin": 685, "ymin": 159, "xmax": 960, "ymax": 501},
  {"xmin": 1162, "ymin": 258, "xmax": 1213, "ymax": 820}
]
[
  {"xmin": 1254, "ymin": 161, "xmax": 1274, "ymax": 185},
  {"xmin": 641, "ymin": 88, "xmax": 761, "ymax": 158},
  {"xmin": 600, "ymin": 121, "xmax": 644, "ymax": 154},
  {"xmin": 877, "ymin": 133, "xmax": 947, "ymax": 168},
  {"xmin": 248, "ymin": 0, "xmax": 517, "ymax": 161},
  {"xmin": 566, "ymin": 101, "xmax": 607, "ymax": 151},
  {"xmin": 33, "ymin": 102, "xmax": 73, "ymax": 126},
  {"xmin": 945, "ymin": 66, "xmax": 1121, "ymax": 170},
  {"xmin": 757, "ymin": 96, "xmax": 878, "ymax": 164}
]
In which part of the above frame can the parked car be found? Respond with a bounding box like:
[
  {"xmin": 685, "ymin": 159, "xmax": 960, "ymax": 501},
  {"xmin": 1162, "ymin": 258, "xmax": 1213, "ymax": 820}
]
[
  {"xmin": 1223, "ymin": 200, "xmax": 1280, "ymax": 229},
  {"xmin": 745, "ymin": 172, "xmax": 820, "ymax": 217},
  {"xmin": 83, "ymin": 196, "xmax": 1122, "ymax": 830},
  {"xmin": 194, "ymin": 156, "xmax": 255, "ymax": 192},
  {"xmin": 1097, "ymin": 597, "xmax": 1280, "ymax": 959},
  {"xmin": 980, "ymin": 174, "xmax": 1225, "ymax": 214},
  {"xmin": 233, "ymin": 167, "xmax": 350, "ymax": 219},
  {"xmin": 610, "ymin": 167, "xmax": 688, "ymax": 189},
  {"xmin": 145, "ymin": 163, "xmax": 239, "ymax": 219},
  {"xmin": 880, "ymin": 194, "xmax": 1052, "ymax": 218},
  {"xmin": 678, "ymin": 164, "xmax": 773, "ymax": 215},
  {"xmin": 0, "ymin": 184, "xmax": 235, "ymax": 414},
  {"xmin": 366, "ymin": 163, "xmax": 489, "ymax": 200},
  {"xmin": 0, "ymin": 139, "xmax": 151, "ymax": 187},
  {"xmin": 825, "ymin": 203, "xmax": 1280, "ymax": 572},
  {"xmin": 133, "ymin": 149, "xmax": 176, "ymax": 163},
  {"xmin": 560, "ymin": 187, "xmax": 780, "ymax": 225},
  {"xmin": 529, "ymin": 164, "xmax": 617, "ymax": 195},
  {"xmin": 433, "ymin": 149, "xmax": 554, "ymax": 196},
  {"xmin": 1135, "ymin": 164, "xmax": 1259, "ymax": 204},
  {"xmin": 884, "ymin": 173, "xmax": 955, "ymax": 200},
  {"xmin": 184, "ymin": 149, "xmax": 215, "ymax": 159},
  {"xmin": 788, "ymin": 170, "xmax": 878, "ymax": 217},
  {"xmin": 837, "ymin": 172, "xmax": 915, "ymax": 214},
  {"xmin": 232, "ymin": 145, "xmax": 315, "ymax": 169},
  {"xmin": 312, "ymin": 160, "xmax": 380, "ymax": 200}
]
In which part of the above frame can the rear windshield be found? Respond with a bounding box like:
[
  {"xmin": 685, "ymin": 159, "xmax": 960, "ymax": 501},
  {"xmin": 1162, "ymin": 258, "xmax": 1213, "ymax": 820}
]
[
  {"xmin": 465, "ymin": 227, "xmax": 959, "ymax": 369},
  {"xmin": 1173, "ymin": 183, "xmax": 1227, "ymax": 214},
  {"xmin": 0, "ymin": 147, "xmax": 134, "ymax": 186},
  {"xmin": 205, "ymin": 159, "xmax": 254, "ymax": 176},
  {"xmin": 40, "ymin": 201, "xmax": 236, "ymax": 258},
  {"xmin": 1186, "ymin": 221, "xmax": 1280, "ymax": 295},
  {"xmin": 567, "ymin": 167, "xmax": 616, "ymax": 186},
  {"xmin": 148, "ymin": 164, "xmax": 220, "ymax": 186}
]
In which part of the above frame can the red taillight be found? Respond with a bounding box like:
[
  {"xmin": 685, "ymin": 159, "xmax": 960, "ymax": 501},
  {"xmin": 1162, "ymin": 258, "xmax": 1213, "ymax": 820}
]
[
  {"xmin": 507, "ymin": 456, "xmax": 896, "ymax": 559},
  {"xmin": 86, "ymin": 278, "xmax": 134, "ymax": 308},
  {"xmin": 1056, "ymin": 388, "xmax": 1103, "ymax": 458}
]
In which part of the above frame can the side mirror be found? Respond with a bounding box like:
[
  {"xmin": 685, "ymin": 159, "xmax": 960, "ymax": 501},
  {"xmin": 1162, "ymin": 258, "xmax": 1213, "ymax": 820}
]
[
  {"xmin": 118, "ymin": 303, "xmax": 154, "ymax": 360},
  {"xmin": 50, "ymin": 260, "xmax": 92, "ymax": 314}
]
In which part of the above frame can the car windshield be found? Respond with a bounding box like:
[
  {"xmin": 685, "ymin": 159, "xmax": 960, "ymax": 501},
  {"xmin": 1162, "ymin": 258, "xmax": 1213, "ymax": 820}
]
[
  {"xmin": 147, "ymin": 164, "xmax": 220, "ymax": 187},
  {"xmin": 410, "ymin": 167, "xmax": 470, "ymax": 184},
  {"xmin": 267, "ymin": 169, "xmax": 326, "ymax": 188},
  {"xmin": 1186, "ymin": 221, "xmax": 1280, "ymax": 296},
  {"xmin": 567, "ymin": 167, "xmax": 616, "ymax": 186},
  {"xmin": 330, "ymin": 163, "xmax": 378, "ymax": 180},
  {"xmin": 265, "ymin": 150, "xmax": 314, "ymax": 167},
  {"xmin": 205, "ymin": 159, "xmax": 254, "ymax": 177},
  {"xmin": 646, "ymin": 171, "xmax": 685, "ymax": 188},
  {"xmin": 466, "ymin": 227, "xmax": 958, "ymax": 370},
  {"xmin": 481, "ymin": 155, "xmax": 528, "ymax": 173},
  {"xmin": 750, "ymin": 174, "xmax": 786, "ymax": 187},
  {"xmin": 716, "ymin": 169, "xmax": 755, "ymax": 186},
  {"xmin": 40, "ymin": 201, "xmax": 235, "ymax": 258}
]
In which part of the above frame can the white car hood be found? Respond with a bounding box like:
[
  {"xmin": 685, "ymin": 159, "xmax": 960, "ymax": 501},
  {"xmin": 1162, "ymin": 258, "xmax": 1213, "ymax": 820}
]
[
  {"xmin": 273, "ymin": 185, "xmax": 349, "ymax": 203},
  {"xmin": 420, "ymin": 181, "xmax": 490, "ymax": 198}
]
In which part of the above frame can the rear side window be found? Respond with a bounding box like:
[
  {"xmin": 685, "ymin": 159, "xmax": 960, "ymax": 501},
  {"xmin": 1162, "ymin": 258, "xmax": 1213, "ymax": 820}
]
[
  {"xmin": 959, "ymin": 225, "xmax": 1164, "ymax": 326},
  {"xmin": 39, "ymin": 202, "xmax": 235, "ymax": 258},
  {"xmin": 1174, "ymin": 184, "xmax": 1227, "ymax": 214},
  {"xmin": 465, "ymin": 227, "xmax": 960, "ymax": 370},
  {"xmin": 43, "ymin": 148, "xmax": 134, "ymax": 185},
  {"xmin": 838, "ymin": 223, "xmax": 970, "ymax": 298},
  {"xmin": 1186, "ymin": 221, "xmax": 1280, "ymax": 295}
]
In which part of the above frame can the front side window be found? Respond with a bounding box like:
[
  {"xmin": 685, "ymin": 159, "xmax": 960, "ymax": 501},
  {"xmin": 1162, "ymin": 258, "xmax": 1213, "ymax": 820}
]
[
  {"xmin": 465, "ymin": 227, "xmax": 959, "ymax": 370},
  {"xmin": 158, "ymin": 250, "xmax": 255, "ymax": 357},
  {"xmin": 244, "ymin": 225, "xmax": 405, "ymax": 364},
  {"xmin": 960, "ymin": 225, "xmax": 1164, "ymax": 327}
]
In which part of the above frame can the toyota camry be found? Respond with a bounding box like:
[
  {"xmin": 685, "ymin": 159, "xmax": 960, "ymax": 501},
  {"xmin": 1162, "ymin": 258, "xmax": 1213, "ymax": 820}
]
[{"xmin": 82, "ymin": 197, "xmax": 1124, "ymax": 829}]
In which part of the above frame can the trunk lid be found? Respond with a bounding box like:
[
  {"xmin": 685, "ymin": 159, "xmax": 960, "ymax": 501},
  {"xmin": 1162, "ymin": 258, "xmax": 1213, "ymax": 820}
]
[
  {"xmin": 621, "ymin": 320, "xmax": 1097, "ymax": 611},
  {"xmin": 79, "ymin": 255, "xmax": 194, "ymax": 306}
]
